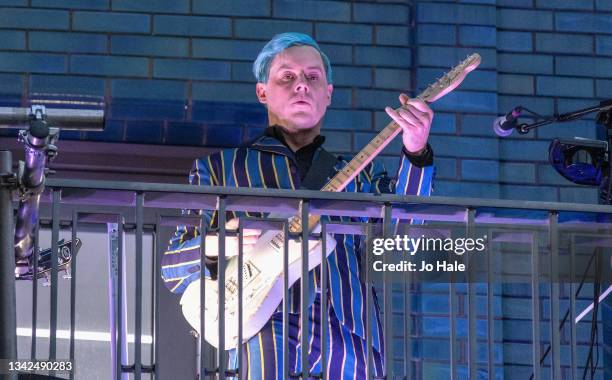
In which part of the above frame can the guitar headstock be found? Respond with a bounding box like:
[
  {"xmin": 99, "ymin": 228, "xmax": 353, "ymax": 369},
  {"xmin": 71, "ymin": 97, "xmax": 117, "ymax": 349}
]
[
  {"xmin": 418, "ymin": 53, "xmax": 481, "ymax": 103},
  {"xmin": 15, "ymin": 238, "xmax": 82, "ymax": 285}
]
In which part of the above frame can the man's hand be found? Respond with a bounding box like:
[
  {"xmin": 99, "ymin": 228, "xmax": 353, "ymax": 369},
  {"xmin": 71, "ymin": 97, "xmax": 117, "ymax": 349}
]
[
  {"xmin": 204, "ymin": 218, "xmax": 262, "ymax": 257},
  {"xmin": 385, "ymin": 93, "xmax": 434, "ymax": 155}
]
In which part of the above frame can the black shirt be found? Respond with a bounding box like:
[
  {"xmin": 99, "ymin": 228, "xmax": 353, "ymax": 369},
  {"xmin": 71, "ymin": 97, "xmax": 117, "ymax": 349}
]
[{"xmin": 265, "ymin": 126, "xmax": 326, "ymax": 181}]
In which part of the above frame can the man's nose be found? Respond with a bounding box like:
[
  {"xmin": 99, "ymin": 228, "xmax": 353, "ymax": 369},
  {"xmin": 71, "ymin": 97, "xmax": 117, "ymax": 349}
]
[{"xmin": 294, "ymin": 73, "xmax": 309, "ymax": 93}]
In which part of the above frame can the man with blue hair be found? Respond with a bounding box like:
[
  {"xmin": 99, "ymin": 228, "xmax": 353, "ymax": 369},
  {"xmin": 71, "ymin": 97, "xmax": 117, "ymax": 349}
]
[{"xmin": 162, "ymin": 32, "xmax": 435, "ymax": 379}]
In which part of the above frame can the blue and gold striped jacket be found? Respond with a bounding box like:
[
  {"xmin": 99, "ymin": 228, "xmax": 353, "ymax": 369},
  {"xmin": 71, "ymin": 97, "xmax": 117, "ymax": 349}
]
[{"xmin": 161, "ymin": 133, "xmax": 434, "ymax": 353}]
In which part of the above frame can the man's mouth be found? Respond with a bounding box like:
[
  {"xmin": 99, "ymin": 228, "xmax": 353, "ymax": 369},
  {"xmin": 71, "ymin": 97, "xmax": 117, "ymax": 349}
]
[{"xmin": 292, "ymin": 99, "xmax": 311, "ymax": 106}]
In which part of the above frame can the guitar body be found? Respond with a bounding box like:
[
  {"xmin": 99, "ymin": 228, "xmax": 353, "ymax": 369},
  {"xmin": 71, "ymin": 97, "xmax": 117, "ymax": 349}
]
[{"xmin": 180, "ymin": 229, "xmax": 337, "ymax": 350}]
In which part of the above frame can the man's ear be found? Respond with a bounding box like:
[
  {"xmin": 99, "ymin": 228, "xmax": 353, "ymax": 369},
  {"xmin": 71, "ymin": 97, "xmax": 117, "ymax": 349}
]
[
  {"xmin": 256, "ymin": 83, "xmax": 267, "ymax": 105},
  {"xmin": 326, "ymin": 84, "xmax": 333, "ymax": 106}
]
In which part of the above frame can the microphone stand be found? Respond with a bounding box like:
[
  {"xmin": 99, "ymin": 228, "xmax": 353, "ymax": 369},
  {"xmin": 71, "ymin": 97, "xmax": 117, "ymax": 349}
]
[{"xmin": 515, "ymin": 99, "xmax": 612, "ymax": 134}]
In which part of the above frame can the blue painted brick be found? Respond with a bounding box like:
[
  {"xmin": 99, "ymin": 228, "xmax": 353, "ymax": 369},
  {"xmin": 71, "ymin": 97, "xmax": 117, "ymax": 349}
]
[
  {"xmin": 498, "ymin": 53, "xmax": 553, "ymax": 75},
  {"xmin": 332, "ymin": 66, "xmax": 372, "ymax": 87},
  {"xmin": 84, "ymin": 120, "xmax": 124, "ymax": 142},
  {"xmin": 433, "ymin": 157, "xmax": 457, "ymax": 179},
  {"xmin": 194, "ymin": 0, "xmax": 270, "ymax": 17},
  {"xmin": 153, "ymin": 59, "xmax": 230, "ymax": 81},
  {"xmin": 497, "ymin": 9, "xmax": 554, "ymax": 31},
  {"xmin": 191, "ymin": 102, "xmax": 266, "ymax": 124},
  {"xmin": 498, "ymin": 74, "xmax": 534, "ymax": 95},
  {"xmin": 461, "ymin": 159, "xmax": 499, "ymax": 181},
  {"xmin": 434, "ymin": 180, "xmax": 500, "ymax": 198},
  {"xmin": 557, "ymin": 98, "xmax": 600, "ymax": 118},
  {"xmin": 29, "ymin": 32, "xmax": 107, "ymax": 54},
  {"xmin": 192, "ymin": 82, "xmax": 257, "ymax": 103},
  {"xmin": 31, "ymin": 0, "xmax": 108, "ymax": 9},
  {"xmin": 596, "ymin": 79, "xmax": 612, "ymax": 98},
  {"xmin": 0, "ymin": 73, "xmax": 23, "ymax": 95},
  {"xmin": 417, "ymin": 68, "xmax": 496, "ymax": 92},
  {"xmin": 537, "ymin": 120, "xmax": 597, "ymax": 139},
  {"xmin": 417, "ymin": 3, "xmax": 496, "ymax": 26},
  {"xmin": 153, "ymin": 15, "xmax": 231, "ymax": 37},
  {"xmin": 71, "ymin": 55, "xmax": 148, "ymax": 77},
  {"xmin": 193, "ymin": 39, "xmax": 264, "ymax": 61},
  {"xmin": 111, "ymin": 36, "xmax": 188, "ymax": 57},
  {"xmin": 321, "ymin": 130, "xmax": 352, "ymax": 152},
  {"xmin": 560, "ymin": 187, "xmax": 599, "ymax": 204},
  {"xmin": 500, "ymin": 139, "xmax": 550, "ymax": 161},
  {"xmin": 538, "ymin": 164, "xmax": 575, "ymax": 185},
  {"xmin": 429, "ymin": 135, "xmax": 499, "ymax": 159},
  {"xmin": 315, "ymin": 23, "xmax": 372, "ymax": 44},
  {"xmin": 431, "ymin": 112, "xmax": 456, "ymax": 134},
  {"xmin": 30, "ymin": 74, "xmax": 105, "ymax": 96},
  {"xmin": 165, "ymin": 122, "xmax": 205, "ymax": 146},
  {"xmin": 317, "ymin": 44, "xmax": 352, "ymax": 65},
  {"xmin": 73, "ymin": 12, "xmax": 150, "ymax": 33},
  {"xmin": 355, "ymin": 46, "xmax": 411, "ymax": 68},
  {"xmin": 497, "ymin": 0, "xmax": 533, "ymax": 6},
  {"xmin": 110, "ymin": 99, "xmax": 186, "ymax": 121},
  {"xmin": 374, "ymin": 68, "xmax": 411, "ymax": 90},
  {"xmin": 460, "ymin": 114, "xmax": 499, "ymax": 137},
  {"xmin": 419, "ymin": 46, "xmax": 497, "ymax": 69},
  {"xmin": 329, "ymin": 88, "xmax": 351, "ymax": 108},
  {"xmin": 324, "ymin": 109, "xmax": 371, "ymax": 130},
  {"xmin": 111, "ymin": 79, "xmax": 187, "ymax": 100},
  {"xmin": 113, "ymin": 0, "xmax": 189, "ymax": 13},
  {"xmin": 273, "ymin": 0, "xmax": 350, "ymax": 21},
  {"xmin": 536, "ymin": 76, "xmax": 593, "ymax": 98},
  {"xmin": 498, "ymin": 95, "xmax": 553, "ymax": 116},
  {"xmin": 231, "ymin": 62, "xmax": 256, "ymax": 82},
  {"xmin": 0, "ymin": 0, "xmax": 26, "ymax": 4},
  {"xmin": 434, "ymin": 91, "xmax": 497, "ymax": 114},
  {"xmin": 555, "ymin": 56, "xmax": 612, "ymax": 77},
  {"xmin": 0, "ymin": 8, "xmax": 69, "ymax": 30},
  {"xmin": 596, "ymin": 36, "xmax": 612, "ymax": 56},
  {"xmin": 0, "ymin": 30, "xmax": 25, "ymax": 50},
  {"xmin": 535, "ymin": 33, "xmax": 593, "ymax": 54},
  {"xmin": 536, "ymin": 0, "xmax": 594, "ymax": 9},
  {"xmin": 556, "ymin": 12, "xmax": 612, "ymax": 34},
  {"xmin": 500, "ymin": 162, "xmax": 535, "ymax": 183},
  {"xmin": 125, "ymin": 120, "xmax": 163, "ymax": 144},
  {"xmin": 0, "ymin": 52, "xmax": 66, "ymax": 73},
  {"xmin": 376, "ymin": 26, "xmax": 410, "ymax": 46},
  {"xmin": 597, "ymin": 0, "xmax": 612, "ymax": 9},
  {"xmin": 353, "ymin": 3, "xmax": 409, "ymax": 24},
  {"xmin": 459, "ymin": 26, "xmax": 496, "ymax": 47},
  {"xmin": 234, "ymin": 19, "xmax": 312, "ymax": 39},
  {"xmin": 417, "ymin": 24, "xmax": 456, "ymax": 46},
  {"xmin": 355, "ymin": 89, "xmax": 401, "ymax": 109},
  {"xmin": 498, "ymin": 31, "xmax": 533, "ymax": 53},
  {"xmin": 500, "ymin": 184, "xmax": 558, "ymax": 201}
]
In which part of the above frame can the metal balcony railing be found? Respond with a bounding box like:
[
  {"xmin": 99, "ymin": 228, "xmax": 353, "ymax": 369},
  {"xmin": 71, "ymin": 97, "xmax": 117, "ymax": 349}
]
[{"xmin": 1, "ymin": 175, "xmax": 610, "ymax": 379}]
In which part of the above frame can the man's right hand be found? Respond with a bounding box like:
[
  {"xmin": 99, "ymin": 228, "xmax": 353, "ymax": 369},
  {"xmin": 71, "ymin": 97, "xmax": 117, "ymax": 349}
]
[{"xmin": 203, "ymin": 218, "xmax": 262, "ymax": 257}]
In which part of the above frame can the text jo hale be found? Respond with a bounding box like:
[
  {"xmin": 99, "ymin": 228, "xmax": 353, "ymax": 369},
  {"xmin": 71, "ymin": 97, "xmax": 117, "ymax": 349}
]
[{"xmin": 373, "ymin": 260, "xmax": 466, "ymax": 272}]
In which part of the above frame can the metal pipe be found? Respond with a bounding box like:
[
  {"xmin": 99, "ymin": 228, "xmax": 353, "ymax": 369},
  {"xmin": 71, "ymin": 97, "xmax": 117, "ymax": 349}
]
[
  {"xmin": 49, "ymin": 189, "xmax": 60, "ymax": 361},
  {"xmin": 549, "ymin": 212, "xmax": 561, "ymax": 380},
  {"xmin": 531, "ymin": 233, "xmax": 541, "ymax": 380},
  {"xmin": 69, "ymin": 210, "xmax": 78, "ymax": 380},
  {"xmin": 320, "ymin": 222, "xmax": 328, "ymax": 380},
  {"xmin": 0, "ymin": 150, "xmax": 17, "ymax": 380},
  {"xmin": 466, "ymin": 208, "xmax": 477, "ymax": 379},
  {"xmin": 217, "ymin": 196, "xmax": 226, "ymax": 380},
  {"xmin": 382, "ymin": 204, "xmax": 392, "ymax": 379},
  {"xmin": 135, "ymin": 193, "xmax": 144, "ymax": 379},
  {"xmin": 301, "ymin": 200, "xmax": 310, "ymax": 379}
]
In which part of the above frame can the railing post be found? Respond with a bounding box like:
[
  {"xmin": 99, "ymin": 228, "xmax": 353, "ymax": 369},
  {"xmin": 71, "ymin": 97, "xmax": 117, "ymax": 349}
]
[{"xmin": 0, "ymin": 150, "xmax": 17, "ymax": 380}]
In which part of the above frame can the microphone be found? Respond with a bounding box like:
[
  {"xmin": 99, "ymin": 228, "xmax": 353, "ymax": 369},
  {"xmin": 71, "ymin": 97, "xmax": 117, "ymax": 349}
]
[{"xmin": 493, "ymin": 106, "xmax": 522, "ymax": 137}]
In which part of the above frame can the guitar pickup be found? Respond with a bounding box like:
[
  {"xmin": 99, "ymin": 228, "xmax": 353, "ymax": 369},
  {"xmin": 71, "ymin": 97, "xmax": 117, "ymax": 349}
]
[{"xmin": 15, "ymin": 238, "xmax": 82, "ymax": 282}]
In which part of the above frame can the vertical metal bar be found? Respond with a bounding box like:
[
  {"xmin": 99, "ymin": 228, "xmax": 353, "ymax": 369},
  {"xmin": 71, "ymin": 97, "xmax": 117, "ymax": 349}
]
[
  {"xmin": 135, "ymin": 193, "xmax": 144, "ymax": 379},
  {"xmin": 217, "ymin": 196, "xmax": 226, "ymax": 380},
  {"xmin": 154, "ymin": 215, "xmax": 162, "ymax": 380},
  {"xmin": 365, "ymin": 223, "xmax": 373, "ymax": 380},
  {"xmin": 466, "ymin": 208, "xmax": 477, "ymax": 380},
  {"xmin": 69, "ymin": 210, "xmax": 78, "ymax": 380},
  {"xmin": 382, "ymin": 203, "xmax": 392, "ymax": 379},
  {"xmin": 320, "ymin": 222, "xmax": 328, "ymax": 380},
  {"xmin": 531, "ymin": 232, "xmax": 541, "ymax": 380},
  {"xmin": 237, "ymin": 221, "xmax": 244, "ymax": 379},
  {"xmin": 487, "ymin": 229, "xmax": 494, "ymax": 379},
  {"xmin": 301, "ymin": 200, "xmax": 310, "ymax": 379},
  {"xmin": 282, "ymin": 221, "xmax": 290, "ymax": 380},
  {"xmin": 200, "ymin": 230, "xmax": 208, "ymax": 377},
  {"xmin": 449, "ymin": 279, "xmax": 456, "ymax": 379},
  {"xmin": 49, "ymin": 188, "xmax": 60, "ymax": 361},
  {"xmin": 31, "ymin": 221, "xmax": 40, "ymax": 360},
  {"xmin": 549, "ymin": 212, "xmax": 561, "ymax": 380},
  {"xmin": 0, "ymin": 150, "xmax": 17, "ymax": 379},
  {"xmin": 569, "ymin": 235, "xmax": 577, "ymax": 380},
  {"xmin": 116, "ymin": 220, "xmax": 124, "ymax": 380},
  {"xmin": 404, "ymin": 277, "xmax": 412, "ymax": 379}
]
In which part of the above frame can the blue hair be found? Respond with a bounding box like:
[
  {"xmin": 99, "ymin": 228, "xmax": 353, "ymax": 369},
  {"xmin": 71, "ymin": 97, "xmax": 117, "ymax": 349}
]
[{"xmin": 253, "ymin": 32, "xmax": 333, "ymax": 84}]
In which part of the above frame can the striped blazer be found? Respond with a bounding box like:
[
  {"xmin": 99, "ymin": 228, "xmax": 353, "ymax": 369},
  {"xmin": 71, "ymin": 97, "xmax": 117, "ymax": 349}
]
[{"xmin": 161, "ymin": 133, "xmax": 434, "ymax": 353}]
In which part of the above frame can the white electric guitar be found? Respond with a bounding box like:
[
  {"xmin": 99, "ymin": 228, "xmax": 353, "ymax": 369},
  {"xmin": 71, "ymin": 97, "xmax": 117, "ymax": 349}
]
[{"xmin": 181, "ymin": 53, "xmax": 482, "ymax": 350}]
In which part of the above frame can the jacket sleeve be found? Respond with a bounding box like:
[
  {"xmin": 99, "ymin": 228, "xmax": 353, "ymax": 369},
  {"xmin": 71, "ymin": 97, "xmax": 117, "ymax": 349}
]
[{"xmin": 160, "ymin": 157, "xmax": 218, "ymax": 295}]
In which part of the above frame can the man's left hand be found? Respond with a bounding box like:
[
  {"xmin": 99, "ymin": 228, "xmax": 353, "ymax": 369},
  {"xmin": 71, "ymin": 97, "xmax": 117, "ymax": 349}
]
[{"xmin": 385, "ymin": 93, "xmax": 433, "ymax": 155}]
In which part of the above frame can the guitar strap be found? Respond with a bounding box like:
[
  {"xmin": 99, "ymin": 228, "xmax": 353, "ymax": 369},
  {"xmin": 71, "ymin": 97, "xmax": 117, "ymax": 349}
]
[{"xmin": 299, "ymin": 148, "xmax": 338, "ymax": 191}]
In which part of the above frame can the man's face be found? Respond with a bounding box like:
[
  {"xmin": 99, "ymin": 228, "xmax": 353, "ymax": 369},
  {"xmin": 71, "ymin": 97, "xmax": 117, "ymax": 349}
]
[{"xmin": 256, "ymin": 45, "xmax": 333, "ymax": 132}]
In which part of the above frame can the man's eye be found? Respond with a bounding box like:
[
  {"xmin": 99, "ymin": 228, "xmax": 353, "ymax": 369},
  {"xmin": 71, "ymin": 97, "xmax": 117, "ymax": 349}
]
[
  {"xmin": 308, "ymin": 75, "xmax": 318, "ymax": 81},
  {"xmin": 282, "ymin": 74, "xmax": 294, "ymax": 80}
]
